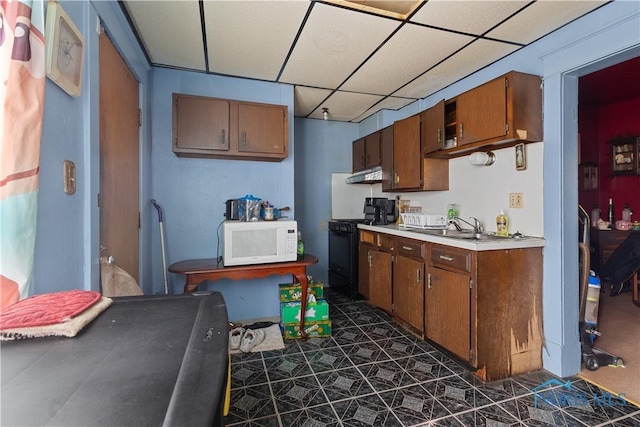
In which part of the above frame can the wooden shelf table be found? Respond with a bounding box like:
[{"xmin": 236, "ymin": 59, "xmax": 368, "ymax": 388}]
[{"xmin": 169, "ymin": 254, "xmax": 318, "ymax": 339}]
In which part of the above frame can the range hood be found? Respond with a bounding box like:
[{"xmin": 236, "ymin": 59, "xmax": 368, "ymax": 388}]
[{"xmin": 345, "ymin": 166, "xmax": 382, "ymax": 184}]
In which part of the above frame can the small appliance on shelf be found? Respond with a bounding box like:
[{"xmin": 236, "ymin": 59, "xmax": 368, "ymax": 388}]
[{"xmin": 363, "ymin": 197, "xmax": 397, "ymax": 225}]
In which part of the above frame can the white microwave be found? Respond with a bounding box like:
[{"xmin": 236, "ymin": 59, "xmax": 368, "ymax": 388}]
[{"xmin": 223, "ymin": 220, "xmax": 298, "ymax": 266}]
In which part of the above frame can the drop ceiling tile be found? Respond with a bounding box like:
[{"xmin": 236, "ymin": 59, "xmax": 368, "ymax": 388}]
[
  {"xmin": 280, "ymin": 2, "xmax": 399, "ymax": 89},
  {"xmin": 486, "ymin": 0, "xmax": 608, "ymax": 44},
  {"xmin": 204, "ymin": 1, "xmax": 309, "ymax": 80},
  {"xmin": 411, "ymin": 0, "xmax": 529, "ymax": 36},
  {"xmin": 341, "ymin": 24, "xmax": 473, "ymax": 95},
  {"xmin": 124, "ymin": 1, "xmax": 205, "ymax": 70},
  {"xmin": 294, "ymin": 86, "xmax": 333, "ymax": 117},
  {"xmin": 393, "ymin": 39, "xmax": 520, "ymax": 99},
  {"xmin": 308, "ymin": 91, "xmax": 385, "ymax": 121},
  {"xmin": 353, "ymin": 96, "xmax": 416, "ymax": 122}
]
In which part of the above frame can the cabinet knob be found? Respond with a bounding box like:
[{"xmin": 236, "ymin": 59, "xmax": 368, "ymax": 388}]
[
  {"xmin": 220, "ymin": 129, "xmax": 225, "ymax": 145},
  {"xmin": 241, "ymin": 132, "xmax": 247, "ymax": 146},
  {"xmin": 459, "ymin": 123, "xmax": 464, "ymax": 139},
  {"xmin": 437, "ymin": 128, "xmax": 442, "ymax": 143},
  {"xmin": 427, "ymin": 273, "xmax": 432, "ymax": 289}
]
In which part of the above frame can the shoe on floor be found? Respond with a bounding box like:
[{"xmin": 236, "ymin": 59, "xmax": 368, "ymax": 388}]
[
  {"xmin": 229, "ymin": 327, "xmax": 245, "ymax": 350},
  {"xmin": 240, "ymin": 329, "xmax": 265, "ymax": 353}
]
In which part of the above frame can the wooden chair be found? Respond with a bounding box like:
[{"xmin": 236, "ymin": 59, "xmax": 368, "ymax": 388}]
[{"xmin": 633, "ymin": 271, "xmax": 640, "ymax": 307}]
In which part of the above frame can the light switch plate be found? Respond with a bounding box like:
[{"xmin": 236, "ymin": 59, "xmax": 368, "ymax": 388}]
[{"xmin": 509, "ymin": 193, "xmax": 523, "ymax": 208}]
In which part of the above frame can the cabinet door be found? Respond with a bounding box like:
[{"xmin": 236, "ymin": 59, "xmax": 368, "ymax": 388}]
[
  {"xmin": 358, "ymin": 243, "xmax": 372, "ymax": 299},
  {"xmin": 368, "ymin": 250, "xmax": 392, "ymax": 312},
  {"xmin": 353, "ymin": 137, "xmax": 366, "ymax": 172},
  {"xmin": 174, "ymin": 95, "xmax": 229, "ymax": 151},
  {"xmin": 237, "ymin": 103, "xmax": 287, "ymax": 155},
  {"xmin": 365, "ymin": 132, "xmax": 381, "ymax": 168},
  {"xmin": 393, "ymin": 113, "xmax": 422, "ymax": 190},
  {"xmin": 426, "ymin": 267, "xmax": 471, "ymax": 361},
  {"xmin": 393, "ymin": 255, "xmax": 424, "ymax": 332},
  {"xmin": 457, "ymin": 76, "xmax": 506, "ymax": 146},
  {"xmin": 421, "ymin": 100, "xmax": 445, "ymax": 154},
  {"xmin": 380, "ymin": 125, "xmax": 394, "ymax": 192}
]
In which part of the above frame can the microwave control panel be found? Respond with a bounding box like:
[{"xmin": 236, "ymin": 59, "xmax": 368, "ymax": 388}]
[{"xmin": 287, "ymin": 229, "xmax": 297, "ymax": 254}]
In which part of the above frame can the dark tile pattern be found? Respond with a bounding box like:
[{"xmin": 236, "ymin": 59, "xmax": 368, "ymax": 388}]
[{"xmin": 226, "ymin": 288, "xmax": 640, "ymax": 427}]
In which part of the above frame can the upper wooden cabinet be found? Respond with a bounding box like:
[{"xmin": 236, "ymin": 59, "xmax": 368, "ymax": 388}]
[
  {"xmin": 380, "ymin": 125, "xmax": 394, "ymax": 192},
  {"xmin": 432, "ymin": 71, "xmax": 542, "ymax": 157},
  {"xmin": 421, "ymin": 99, "xmax": 445, "ymax": 154},
  {"xmin": 393, "ymin": 113, "xmax": 422, "ymax": 191},
  {"xmin": 390, "ymin": 114, "xmax": 449, "ymax": 192},
  {"xmin": 172, "ymin": 94, "xmax": 288, "ymax": 161},
  {"xmin": 352, "ymin": 131, "xmax": 381, "ymax": 172}
]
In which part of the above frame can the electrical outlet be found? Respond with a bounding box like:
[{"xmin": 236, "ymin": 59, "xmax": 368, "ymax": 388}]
[{"xmin": 509, "ymin": 193, "xmax": 524, "ymax": 208}]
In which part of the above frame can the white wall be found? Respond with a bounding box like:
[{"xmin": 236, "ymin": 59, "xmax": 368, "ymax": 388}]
[{"xmin": 333, "ymin": 143, "xmax": 544, "ymax": 237}]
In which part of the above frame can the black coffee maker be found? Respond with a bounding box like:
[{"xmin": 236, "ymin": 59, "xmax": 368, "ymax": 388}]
[{"xmin": 364, "ymin": 197, "xmax": 397, "ymax": 225}]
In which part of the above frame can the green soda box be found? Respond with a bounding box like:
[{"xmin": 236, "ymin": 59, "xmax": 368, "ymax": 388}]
[
  {"xmin": 280, "ymin": 299, "xmax": 329, "ymax": 324},
  {"xmin": 279, "ymin": 282, "xmax": 324, "ymax": 302},
  {"xmin": 283, "ymin": 320, "xmax": 332, "ymax": 339}
]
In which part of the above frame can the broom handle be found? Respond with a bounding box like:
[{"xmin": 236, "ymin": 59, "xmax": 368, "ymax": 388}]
[{"xmin": 151, "ymin": 200, "xmax": 169, "ymax": 294}]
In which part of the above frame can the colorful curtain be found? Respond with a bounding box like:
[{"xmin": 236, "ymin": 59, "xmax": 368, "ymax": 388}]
[{"xmin": 0, "ymin": 0, "xmax": 46, "ymax": 309}]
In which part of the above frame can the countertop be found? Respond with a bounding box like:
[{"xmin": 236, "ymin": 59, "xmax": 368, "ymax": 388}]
[{"xmin": 358, "ymin": 223, "xmax": 546, "ymax": 251}]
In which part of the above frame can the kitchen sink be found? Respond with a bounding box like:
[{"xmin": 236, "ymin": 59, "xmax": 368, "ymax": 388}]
[{"xmin": 406, "ymin": 227, "xmax": 531, "ymax": 241}]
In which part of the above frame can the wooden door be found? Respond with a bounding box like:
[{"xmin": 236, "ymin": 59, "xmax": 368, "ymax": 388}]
[
  {"xmin": 368, "ymin": 250, "xmax": 392, "ymax": 312},
  {"xmin": 426, "ymin": 267, "xmax": 471, "ymax": 361},
  {"xmin": 393, "ymin": 113, "xmax": 421, "ymax": 190},
  {"xmin": 99, "ymin": 33, "xmax": 140, "ymax": 282},
  {"xmin": 237, "ymin": 103, "xmax": 286, "ymax": 155},
  {"xmin": 393, "ymin": 255, "xmax": 424, "ymax": 332},
  {"xmin": 422, "ymin": 100, "xmax": 445, "ymax": 154},
  {"xmin": 457, "ymin": 76, "xmax": 506, "ymax": 145}
]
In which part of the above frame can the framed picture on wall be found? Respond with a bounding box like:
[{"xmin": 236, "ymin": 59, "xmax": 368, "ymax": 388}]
[
  {"xmin": 579, "ymin": 163, "xmax": 598, "ymax": 190},
  {"xmin": 45, "ymin": 2, "xmax": 85, "ymax": 97}
]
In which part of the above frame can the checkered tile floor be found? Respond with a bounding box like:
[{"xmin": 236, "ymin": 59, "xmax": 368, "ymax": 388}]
[{"xmin": 226, "ymin": 288, "xmax": 640, "ymax": 426}]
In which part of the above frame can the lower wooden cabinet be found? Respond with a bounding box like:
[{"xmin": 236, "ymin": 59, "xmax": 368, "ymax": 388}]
[
  {"xmin": 393, "ymin": 254, "xmax": 424, "ymax": 332},
  {"xmin": 368, "ymin": 249, "xmax": 392, "ymax": 313},
  {"xmin": 425, "ymin": 266, "xmax": 470, "ymax": 361},
  {"xmin": 359, "ymin": 229, "xmax": 543, "ymax": 381}
]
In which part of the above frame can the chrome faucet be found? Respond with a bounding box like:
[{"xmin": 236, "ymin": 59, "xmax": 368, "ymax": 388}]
[{"xmin": 453, "ymin": 216, "xmax": 484, "ymax": 235}]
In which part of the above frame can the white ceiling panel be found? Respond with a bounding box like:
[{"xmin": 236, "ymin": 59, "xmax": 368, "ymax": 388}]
[
  {"xmin": 294, "ymin": 86, "xmax": 333, "ymax": 117},
  {"xmin": 204, "ymin": 1, "xmax": 309, "ymax": 80},
  {"xmin": 124, "ymin": 1, "xmax": 205, "ymax": 70},
  {"xmin": 410, "ymin": 0, "xmax": 529, "ymax": 37},
  {"xmin": 486, "ymin": 0, "xmax": 608, "ymax": 44},
  {"xmin": 353, "ymin": 96, "xmax": 417, "ymax": 122},
  {"xmin": 341, "ymin": 24, "xmax": 473, "ymax": 95},
  {"xmin": 121, "ymin": 0, "xmax": 616, "ymax": 122},
  {"xmin": 279, "ymin": 2, "xmax": 399, "ymax": 89},
  {"xmin": 393, "ymin": 39, "xmax": 520, "ymax": 99},
  {"xmin": 310, "ymin": 91, "xmax": 385, "ymax": 121}
]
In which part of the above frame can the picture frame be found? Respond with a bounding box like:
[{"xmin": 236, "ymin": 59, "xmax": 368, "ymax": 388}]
[
  {"xmin": 579, "ymin": 163, "xmax": 598, "ymax": 190},
  {"xmin": 515, "ymin": 143, "xmax": 526, "ymax": 170},
  {"xmin": 45, "ymin": 2, "xmax": 85, "ymax": 97}
]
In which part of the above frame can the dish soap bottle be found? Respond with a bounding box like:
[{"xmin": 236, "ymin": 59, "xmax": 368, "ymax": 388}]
[
  {"xmin": 496, "ymin": 209, "xmax": 509, "ymax": 237},
  {"xmin": 297, "ymin": 231, "xmax": 305, "ymax": 257}
]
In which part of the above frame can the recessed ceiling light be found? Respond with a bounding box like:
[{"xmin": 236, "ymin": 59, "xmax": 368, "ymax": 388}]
[{"xmin": 325, "ymin": 0, "xmax": 423, "ymax": 19}]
